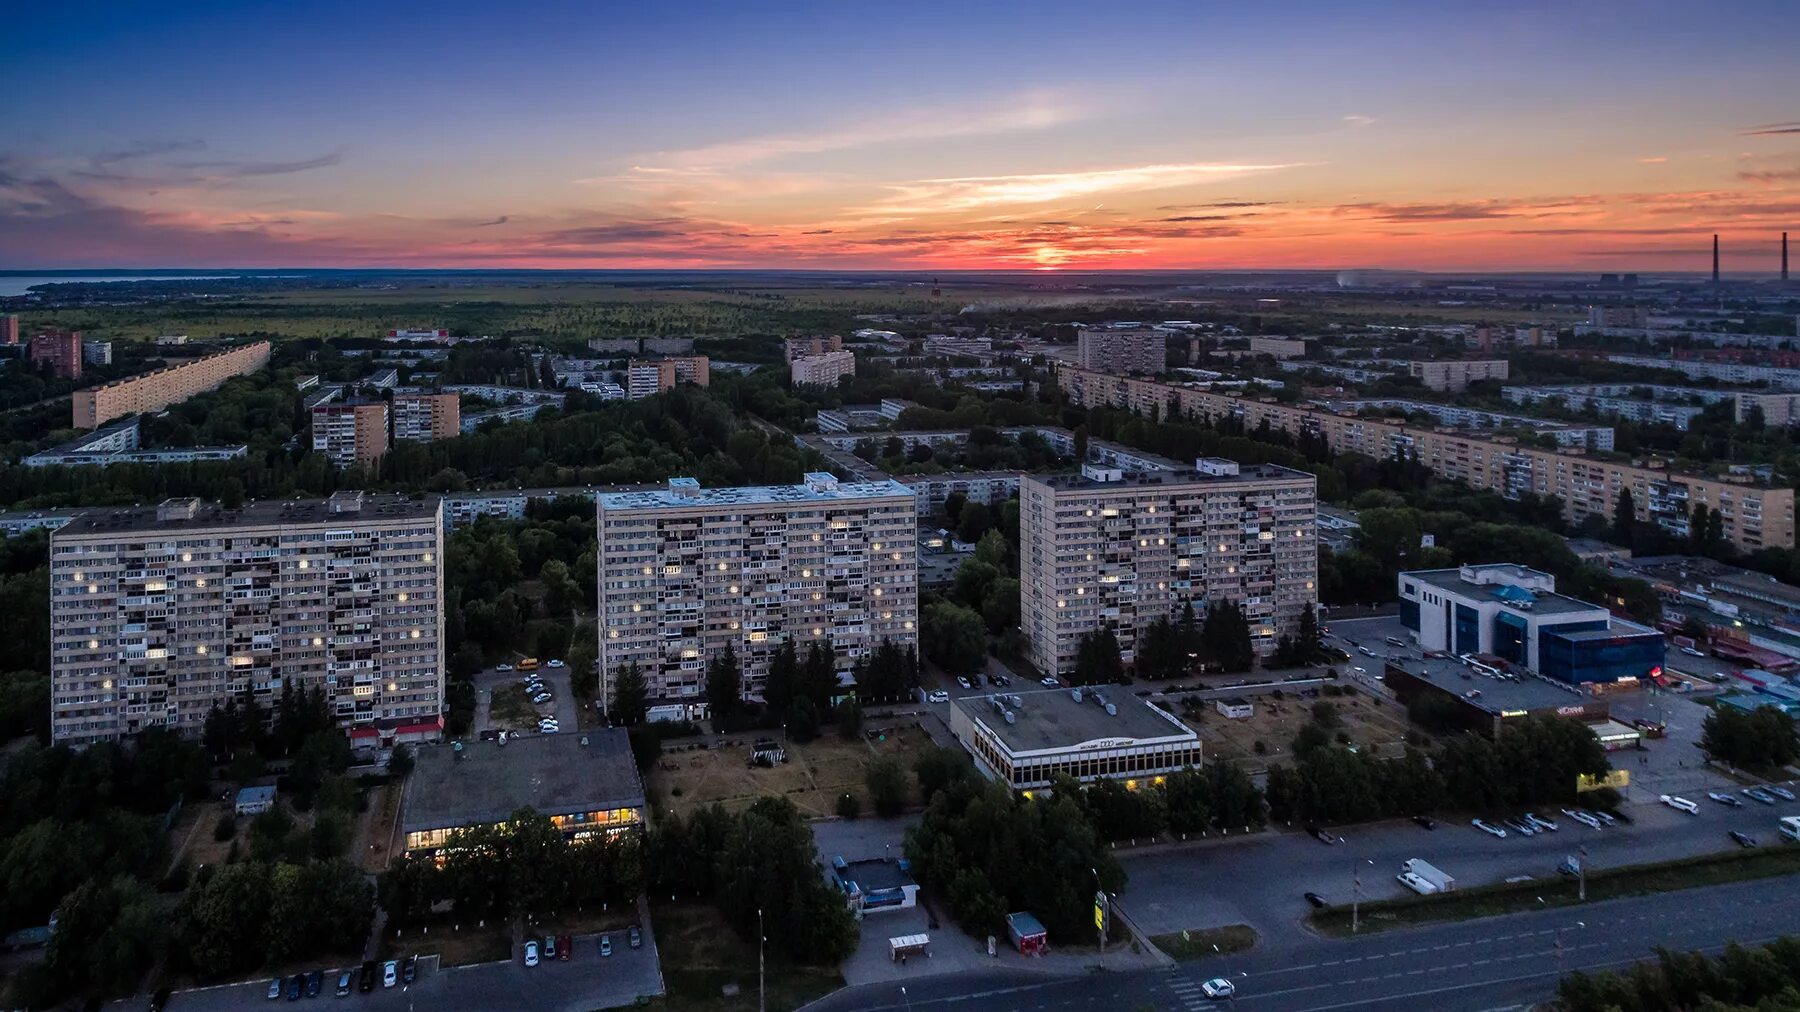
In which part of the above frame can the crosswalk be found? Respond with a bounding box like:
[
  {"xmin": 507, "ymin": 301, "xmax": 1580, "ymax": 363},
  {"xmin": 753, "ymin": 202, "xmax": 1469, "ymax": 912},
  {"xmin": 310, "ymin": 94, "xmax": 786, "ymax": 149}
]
[{"xmin": 1163, "ymin": 967, "xmax": 1207, "ymax": 1010}]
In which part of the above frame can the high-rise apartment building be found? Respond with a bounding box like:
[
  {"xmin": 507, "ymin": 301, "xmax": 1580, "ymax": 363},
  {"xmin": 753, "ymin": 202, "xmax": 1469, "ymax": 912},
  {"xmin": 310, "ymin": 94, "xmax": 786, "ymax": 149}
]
[
  {"xmin": 29, "ymin": 330, "xmax": 84, "ymax": 379},
  {"xmin": 595, "ymin": 473, "xmax": 918, "ymax": 709},
  {"xmin": 1588, "ymin": 306, "xmax": 1648, "ymax": 328},
  {"xmin": 1, "ymin": 314, "xmax": 18, "ymax": 345},
  {"xmin": 72, "ymin": 341, "xmax": 271, "ymax": 428},
  {"xmin": 1407, "ymin": 359, "xmax": 1510, "ymax": 391},
  {"xmin": 1019, "ymin": 460, "xmax": 1318, "ymax": 677},
  {"xmin": 785, "ymin": 335, "xmax": 843, "ymax": 363},
  {"xmin": 49, "ymin": 492, "xmax": 444, "ymax": 747},
  {"xmin": 311, "ymin": 401, "xmax": 390, "ymax": 469},
  {"xmin": 391, "ymin": 391, "xmax": 461, "ymax": 443},
  {"xmin": 81, "ymin": 340, "xmax": 113, "ymax": 366},
  {"xmin": 1077, "ymin": 327, "xmax": 1167, "ymax": 375},
  {"xmin": 1058, "ymin": 363, "xmax": 1795, "ymax": 551},
  {"xmin": 790, "ymin": 350, "xmax": 857, "ymax": 388},
  {"xmin": 626, "ymin": 356, "xmax": 711, "ymax": 399}
]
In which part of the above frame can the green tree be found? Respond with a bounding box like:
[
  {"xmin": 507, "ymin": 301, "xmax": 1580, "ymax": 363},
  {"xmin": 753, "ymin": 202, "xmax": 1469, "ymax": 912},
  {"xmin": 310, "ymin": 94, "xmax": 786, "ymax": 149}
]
[
  {"xmin": 1072, "ymin": 626, "xmax": 1125, "ymax": 685},
  {"xmin": 705, "ymin": 643, "xmax": 742, "ymax": 724},
  {"xmin": 921, "ymin": 601, "xmax": 988, "ymax": 676},
  {"xmin": 956, "ymin": 502, "xmax": 994, "ymax": 544},
  {"xmin": 612, "ymin": 662, "xmax": 649, "ymax": 725}
]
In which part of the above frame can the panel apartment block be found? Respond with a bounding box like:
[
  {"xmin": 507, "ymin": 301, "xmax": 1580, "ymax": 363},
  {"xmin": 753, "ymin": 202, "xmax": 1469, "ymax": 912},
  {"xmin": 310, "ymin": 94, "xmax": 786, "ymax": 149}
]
[
  {"xmin": 72, "ymin": 341, "xmax": 271, "ymax": 429},
  {"xmin": 312, "ymin": 401, "xmax": 390, "ymax": 468},
  {"xmin": 391, "ymin": 391, "xmax": 461, "ymax": 442},
  {"xmin": 790, "ymin": 350, "xmax": 857, "ymax": 387},
  {"xmin": 1057, "ymin": 363, "xmax": 1795, "ymax": 551},
  {"xmin": 1020, "ymin": 460, "xmax": 1318, "ymax": 678},
  {"xmin": 49, "ymin": 492, "xmax": 444, "ymax": 747},
  {"xmin": 1077, "ymin": 327, "xmax": 1167, "ymax": 375},
  {"xmin": 596, "ymin": 473, "xmax": 918, "ymax": 708}
]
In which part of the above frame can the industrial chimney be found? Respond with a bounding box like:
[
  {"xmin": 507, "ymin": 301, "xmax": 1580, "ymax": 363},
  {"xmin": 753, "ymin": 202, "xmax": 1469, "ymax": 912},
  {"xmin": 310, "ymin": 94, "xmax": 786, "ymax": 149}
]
[
  {"xmin": 1713, "ymin": 234, "xmax": 1720, "ymax": 285},
  {"xmin": 1784, "ymin": 232, "xmax": 1790, "ymax": 283}
]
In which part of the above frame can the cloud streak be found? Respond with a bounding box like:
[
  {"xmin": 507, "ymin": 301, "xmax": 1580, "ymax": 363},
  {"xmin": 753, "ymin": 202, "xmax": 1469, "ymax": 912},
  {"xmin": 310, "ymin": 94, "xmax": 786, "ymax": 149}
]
[{"xmin": 865, "ymin": 162, "xmax": 1301, "ymax": 215}]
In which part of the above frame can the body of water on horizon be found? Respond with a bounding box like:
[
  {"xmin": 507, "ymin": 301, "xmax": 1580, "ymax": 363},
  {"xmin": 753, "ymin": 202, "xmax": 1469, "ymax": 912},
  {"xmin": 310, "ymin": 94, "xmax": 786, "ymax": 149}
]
[{"xmin": 0, "ymin": 275, "xmax": 243, "ymax": 297}]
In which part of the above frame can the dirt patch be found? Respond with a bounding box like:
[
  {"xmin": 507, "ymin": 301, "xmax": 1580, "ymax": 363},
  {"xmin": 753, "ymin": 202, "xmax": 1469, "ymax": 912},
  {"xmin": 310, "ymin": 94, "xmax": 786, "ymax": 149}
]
[
  {"xmin": 1173, "ymin": 688, "xmax": 1415, "ymax": 770},
  {"xmin": 649, "ymin": 722, "xmax": 935, "ymax": 819},
  {"xmin": 489, "ymin": 684, "xmax": 545, "ymax": 730},
  {"xmin": 355, "ymin": 781, "xmax": 402, "ymax": 873}
]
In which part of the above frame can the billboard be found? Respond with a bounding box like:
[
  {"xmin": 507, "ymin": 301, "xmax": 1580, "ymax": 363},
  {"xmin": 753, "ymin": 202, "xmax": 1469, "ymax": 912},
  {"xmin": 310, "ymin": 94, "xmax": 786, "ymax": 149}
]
[{"xmin": 1576, "ymin": 769, "xmax": 1631, "ymax": 792}]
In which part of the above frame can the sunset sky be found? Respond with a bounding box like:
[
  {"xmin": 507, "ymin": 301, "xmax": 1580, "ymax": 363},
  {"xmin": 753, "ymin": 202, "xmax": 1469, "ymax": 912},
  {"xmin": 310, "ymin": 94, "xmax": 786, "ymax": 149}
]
[{"xmin": 4, "ymin": 0, "xmax": 1798, "ymax": 272}]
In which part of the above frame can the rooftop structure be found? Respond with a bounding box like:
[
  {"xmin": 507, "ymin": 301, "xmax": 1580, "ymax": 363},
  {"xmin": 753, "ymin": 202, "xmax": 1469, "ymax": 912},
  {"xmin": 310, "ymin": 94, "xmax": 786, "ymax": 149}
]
[{"xmin": 399, "ymin": 730, "xmax": 645, "ymax": 854}]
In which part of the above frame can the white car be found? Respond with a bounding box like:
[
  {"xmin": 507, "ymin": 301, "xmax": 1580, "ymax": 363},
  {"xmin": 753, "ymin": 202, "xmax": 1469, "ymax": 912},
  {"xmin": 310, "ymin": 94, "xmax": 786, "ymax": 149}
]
[
  {"xmin": 532, "ymin": 693, "xmax": 552, "ymax": 705},
  {"xmin": 1527, "ymin": 813, "xmax": 1559, "ymax": 832},
  {"xmin": 1660, "ymin": 794, "xmax": 1700, "ymax": 814},
  {"xmin": 524, "ymin": 940, "xmax": 539, "ymax": 967},
  {"xmin": 539, "ymin": 722, "xmax": 560, "ymax": 733},
  {"xmin": 1040, "ymin": 676, "xmax": 1059, "ymax": 687},
  {"xmin": 1562, "ymin": 808, "xmax": 1602, "ymax": 829},
  {"xmin": 1768, "ymin": 786, "xmax": 1798, "ymax": 801},
  {"xmin": 1680, "ymin": 646, "xmax": 1706, "ymax": 658},
  {"xmin": 267, "ymin": 979, "xmax": 282, "ymax": 1000},
  {"xmin": 1200, "ymin": 978, "xmax": 1236, "ymax": 1000},
  {"xmin": 547, "ymin": 658, "xmax": 566, "ymax": 668},
  {"xmin": 496, "ymin": 663, "xmax": 514, "ymax": 672},
  {"xmin": 955, "ymin": 676, "xmax": 973, "ymax": 690},
  {"xmin": 927, "ymin": 690, "xmax": 950, "ymax": 703},
  {"xmin": 1472, "ymin": 818, "xmax": 1507, "ymax": 838},
  {"xmin": 382, "ymin": 961, "xmax": 398, "ymax": 988}
]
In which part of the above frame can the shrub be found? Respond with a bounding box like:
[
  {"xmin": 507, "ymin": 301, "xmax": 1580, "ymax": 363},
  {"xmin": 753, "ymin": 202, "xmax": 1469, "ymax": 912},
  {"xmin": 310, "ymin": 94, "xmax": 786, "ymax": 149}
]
[{"xmin": 836, "ymin": 793, "xmax": 861, "ymax": 819}]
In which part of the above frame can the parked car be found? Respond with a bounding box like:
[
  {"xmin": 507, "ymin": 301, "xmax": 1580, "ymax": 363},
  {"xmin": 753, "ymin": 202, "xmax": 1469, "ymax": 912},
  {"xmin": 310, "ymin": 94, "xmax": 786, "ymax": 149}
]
[
  {"xmin": 1412, "ymin": 815, "xmax": 1436, "ymax": 831},
  {"xmin": 1767, "ymin": 785, "xmax": 1797, "ymax": 801},
  {"xmin": 532, "ymin": 692, "xmax": 552, "ymax": 704},
  {"xmin": 1357, "ymin": 646, "xmax": 1376, "ymax": 657},
  {"xmin": 359, "ymin": 961, "xmax": 376, "ymax": 993},
  {"xmin": 1744, "ymin": 787, "xmax": 1778, "ymax": 805},
  {"xmin": 402, "ymin": 955, "xmax": 417, "ymax": 984},
  {"xmin": 547, "ymin": 658, "xmax": 565, "ymax": 668},
  {"xmin": 1588, "ymin": 809, "xmax": 1618, "ymax": 826},
  {"xmin": 306, "ymin": 970, "xmax": 323, "ymax": 997},
  {"xmin": 1680, "ymin": 645, "xmax": 1706, "ymax": 657},
  {"xmin": 927, "ymin": 690, "xmax": 950, "ymax": 703},
  {"xmin": 151, "ymin": 987, "xmax": 172, "ymax": 1012},
  {"xmin": 955, "ymin": 676, "xmax": 973, "ymax": 690},
  {"xmin": 1503, "ymin": 817, "xmax": 1536, "ymax": 836},
  {"xmin": 382, "ymin": 961, "xmax": 397, "ymax": 988},
  {"xmin": 1527, "ymin": 813, "xmax": 1560, "ymax": 832},
  {"xmin": 629, "ymin": 924, "xmax": 643, "ymax": 949},
  {"xmin": 287, "ymin": 974, "xmax": 304, "ymax": 1001},
  {"xmin": 557, "ymin": 934, "xmax": 572, "ymax": 961},
  {"xmin": 496, "ymin": 663, "xmax": 514, "ymax": 672},
  {"xmin": 336, "ymin": 970, "xmax": 353, "ymax": 996},
  {"xmin": 1472, "ymin": 818, "xmax": 1507, "ymax": 838},
  {"xmin": 267, "ymin": 978, "xmax": 282, "ymax": 1000},
  {"xmin": 1731, "ymin": 830, "xmax": 1758, "ymax": 848},
  {"xmin": 1304, "ymin": 891, "xmax": 1328, "ymax": 908},
  {"xmin": 600, "ymin": 934, "xmax": 613, "ymax": 957},
  {"xmin": 992, "ymin": 674, "xmax": 1010, "ymax": 687},
  {"xmin": 1708, "ymin": 791, "xmax": 1744, "ymax": 808},
  {"xmin": 1562, "ymin": 808, "xmax": 1602, "ymax": 829},
  {"xmin": 524, "ymin": 941, "xmax": 539, "ymax": 967},
  {"xmin": 1201, "ymin": 978, "xmax": 1237, "ymax": 1000},
  {"xmin": 1040, "ymin": 676, "xmax": 1059, "ymax": 687},
  {"xmin": 1305, "ymin": 824, "xmax": 1335, "ymax": 845},
  {"xmin": 544, "ymin": 934, "xmax": 555, "ymax": 955},
  {"xmin": 1660, "ymin": 794, "xmax": 1700, "ymax": 814}
]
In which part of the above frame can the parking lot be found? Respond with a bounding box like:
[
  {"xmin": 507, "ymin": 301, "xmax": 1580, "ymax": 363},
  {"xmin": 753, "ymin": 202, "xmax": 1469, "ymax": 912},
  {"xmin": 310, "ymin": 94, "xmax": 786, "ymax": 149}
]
[{"xmin": 474, "ymin": 659, "xmax": 572, "ymax": 737}]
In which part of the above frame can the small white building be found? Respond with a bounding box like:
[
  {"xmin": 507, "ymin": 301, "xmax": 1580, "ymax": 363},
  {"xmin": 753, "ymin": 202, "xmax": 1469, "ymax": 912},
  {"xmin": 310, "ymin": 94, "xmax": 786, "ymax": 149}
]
[{"xmin": 1214, "ymin": 698, "xmax": 1254, "ymax": 720}]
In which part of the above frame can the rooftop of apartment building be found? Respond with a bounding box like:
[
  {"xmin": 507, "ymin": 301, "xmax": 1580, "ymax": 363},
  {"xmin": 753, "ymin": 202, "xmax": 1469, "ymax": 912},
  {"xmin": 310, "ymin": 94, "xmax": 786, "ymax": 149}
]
[
  {"xmin": 597, "ymin": 473, "xmax": 914, "ymax": 511},
  {"xmin": 57, "ymin": 491, "xmax": 440, "ymax": 537},
  {"xmin": 1030, "ymin": 459, "xmax": 1314, "ymax": 494},
  {"xmin": 1404, "ymin": 565, "xmax": 1605, "ymax": 618},
  {"xmin": 401, "ymin": 730, "xmax": 643, "ymax": 834},
  {"xmin": 953, "ymin": 687, "xmax": 1194, "ymax": 753}
]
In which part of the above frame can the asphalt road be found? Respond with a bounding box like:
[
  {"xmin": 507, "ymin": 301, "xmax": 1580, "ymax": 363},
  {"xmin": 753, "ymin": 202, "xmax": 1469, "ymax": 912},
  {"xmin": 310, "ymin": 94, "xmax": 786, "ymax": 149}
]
[{"xmin": 807, "ymin": 872, "xmax": 1800, "ymax": 1012}]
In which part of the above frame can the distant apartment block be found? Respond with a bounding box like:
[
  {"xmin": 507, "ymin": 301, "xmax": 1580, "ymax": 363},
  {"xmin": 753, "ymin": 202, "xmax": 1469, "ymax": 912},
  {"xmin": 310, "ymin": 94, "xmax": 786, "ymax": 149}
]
[
  {"xmin": 24, "ymin": 418, "xmax": 246, "ymax": 468},
  {"xmin": 386, "ymin": 328, "xmax": 451, "ymax": 343},
  {"xmin": 1321, "ymin": 398, "xmax": 1615, "ymax": 450},
  {"xmin": 29, "ymin": 330, "xmax": 84, "ymax": 379},
  {"xmin": 627, "ymin": 355, "xmax": 711, "ymax": 399},
  {"xmin": 1, "ymin": 314, "xmax": 17, "ymax": 345},
  {"xmin": 1058, "ymin": 363, "xmax": 1795, "ymax": 551},
  {"xmin": 1608, "ymin": 354, "xmax": 1800, "ymax": 392},
  {"xmin": 1589, "ymin": 305, "xmax": 1649, "ymax": 328},
  {"xmin": 311, "ymin": 401, "xmax": 390, "ymax": 469},
  {"xmin": 596, "ymin": 473, "xmax": 918, "ymax": 709},
  {"xmin": 155, "ymin": 334, "xmax": 189, "ymax": 346},
  {"xmin": 924, "ymin": 333, "xmax": 993, "ymax": 356},
  {"xmin": 1020, "ymin": 459, "xmax": 1318, "ymax": 677},
  {"xmin": 391, "ymin": 391, "xmax": 461, "ymax": 443},
  {"xmin": 1738, "ymin": 391, "xmax": 1800, "ymax": 429},
  {"xmin": 81, "ymin": 340, "xmax": 113, "ymax": 366},
  {"xmin": 1500, "ymin": 384, "xmax": 1720, "ymax": 432},
  {"xmin": 791, "ymin": 350, "xmax": 857, "ymax": 388},
  {"xmin": 49, "ymin": 492, "xmax": 444, "ymax": 747},
  {"xmin": 1077, "ymin": 327, "xmax": 1167, "ymax": 375},
  {"xmin": 1408, "ymin": 359, "xmax": 1509, "ymax": 392},
  {"xmin": 785, "ymin": 335, "xmax": 844, "ymax": 363},
  {"xmin": 72, "ymin": 341, "xmax": 271, "ymax": 429},
  {"xmin": 1248, "ymin": 337, "xmax": 1308, "ymax": 359}
]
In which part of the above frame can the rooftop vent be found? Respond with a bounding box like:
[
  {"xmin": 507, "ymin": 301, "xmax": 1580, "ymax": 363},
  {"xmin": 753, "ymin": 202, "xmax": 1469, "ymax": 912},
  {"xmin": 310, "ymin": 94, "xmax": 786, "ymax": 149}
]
[
  {"xmin": 326, "ymin": 490, "xmax": 365, "ymax": 515},
  {"xmin": 803, "ymin": 471, "xmax": 840, "ymax": 493},
  {"xmin": 1081, "ymin": 463, "xmax": 1123, "ymax": 483},
  {"xmin": 1196, "ymin": 457, "xmax": 1241, "ymax": 477},
  {"xmin": 668, "ymin": 477, "xmax": 701, "ymax": 498}
]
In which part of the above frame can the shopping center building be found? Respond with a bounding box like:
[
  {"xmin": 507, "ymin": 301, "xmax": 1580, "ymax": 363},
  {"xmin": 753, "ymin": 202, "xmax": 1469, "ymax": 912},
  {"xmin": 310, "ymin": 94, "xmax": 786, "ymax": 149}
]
[{"xmin": 948, "ymin": 687, "xmax": 1201, "ymax": 792}]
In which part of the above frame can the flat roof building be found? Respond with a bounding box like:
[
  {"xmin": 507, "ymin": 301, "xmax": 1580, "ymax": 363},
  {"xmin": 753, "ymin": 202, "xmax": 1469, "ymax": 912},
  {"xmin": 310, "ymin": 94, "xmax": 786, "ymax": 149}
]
[
  {"xmin": 23, "ymin": 417, "xmax": 246, "ymax": 468},
  {"xmin": 29, "ymin": 330, "xmax": 83, "ymax": 380},
  {"xmin": 1408, "ymin": 359, "xmax": 1510, "ymax": 392},
  {"xmin": 1399, "ymin": 564, "xmax": 1665, "ymax": 685},
  {"xmin": 949, "ymin": 687, "xmax": 1200, "ymax": 791},
  {"xmin": 1020, "ymin": 458, "xmax": 1317, "ymax": 677},
  {"xmin": 391, "ymin": 391, "xmax": 461, "ymax": 443},
  {"xmin": 1382, "ymin": 655, "xmax": 1608, "ymax": 737},
  {"xmin": 49, "ymin": 492, "xmax": 444, "ymax": 747},
  {"xmin": 1057, "ymin": 364, "xmax": 1795, "ymax": 552},
  {"xmin": 399, "ymin": 730, "xmax": 645, "ymax": 854},
  {"xmin": 312, "ymin": 401, "xmax": 389, "ymax": 469},
  {"xmin": 72, "ymin": 341, "xmax": 270, "ymax": 429},
  {"xmin": 596, "ymin": 473, "xmax": 918, "ymax": 708},
  {"xmin": 791, "ymin": 350, "xmax": 857, "ymax": 388}
]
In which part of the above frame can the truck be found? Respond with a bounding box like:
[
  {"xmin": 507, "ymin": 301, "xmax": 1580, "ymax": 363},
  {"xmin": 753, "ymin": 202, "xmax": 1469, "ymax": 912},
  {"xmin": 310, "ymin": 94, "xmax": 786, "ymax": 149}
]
[
  {"xmin": 1781, "ymin": 816, "xmax": 1800, "ymax": 844},
  {"xmin": 1400, "ymin": 858, "xmax": 1456, "ymax": 894}
]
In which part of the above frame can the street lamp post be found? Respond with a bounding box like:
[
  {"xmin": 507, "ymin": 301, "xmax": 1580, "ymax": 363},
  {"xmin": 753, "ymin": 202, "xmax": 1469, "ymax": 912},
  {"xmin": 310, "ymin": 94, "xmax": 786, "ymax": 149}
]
[{"xmin": 1351, "ymin": 859, "xmax": 1373, "ymax": 934}]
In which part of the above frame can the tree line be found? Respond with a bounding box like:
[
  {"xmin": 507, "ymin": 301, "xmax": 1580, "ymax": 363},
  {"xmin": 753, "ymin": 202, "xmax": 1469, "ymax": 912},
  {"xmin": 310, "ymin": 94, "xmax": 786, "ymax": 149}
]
[{"xmin": 1560, "ymin": 937, "xmax": 1800, "ymax": 1012}]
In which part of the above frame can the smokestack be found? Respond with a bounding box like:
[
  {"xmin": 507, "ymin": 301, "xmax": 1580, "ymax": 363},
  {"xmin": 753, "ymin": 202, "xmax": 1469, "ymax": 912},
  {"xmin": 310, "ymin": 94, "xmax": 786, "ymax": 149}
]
[
  {"xmin": 1784, "ymin": 232, "xmax": 1790, "ymax": 283},
  {"xmin": 1713, "ymin": 234, "xmax": 1720, "ymax": 285}
]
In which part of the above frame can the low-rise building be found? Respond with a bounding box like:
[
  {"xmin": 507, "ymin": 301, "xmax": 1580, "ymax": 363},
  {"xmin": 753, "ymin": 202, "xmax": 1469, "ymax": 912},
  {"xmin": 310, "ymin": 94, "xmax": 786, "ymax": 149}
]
[
  {"xmin": 791, "ymin": 350, "xmax": 857, "ymax": 387},
  {"xmin": 0, "ymin": 508, "xmax": 85, "ymax": 537},
  {"xmin": 398, "ymin": 730, "xmax": 645, "ymax": 855},
  {"xmin": 235, "ymin": 785, "xmax": 277, "ymax": 816},
  {"xmin": 949, "ymin": 687, "xmax": 1200, "ymax": 792},
  {"xmin": 23, "ymin": 417, "xmax": 247, "ymax": 468},
  {"xmin": 1382, "ymin": 655, "xmax": 1609, "ymax": 738},
  {"xmin": 1398, "ymin": 564, "xmax": 1665, "ymax": 684},
  {"xmin": 1247, "ymin": 337, "xmax": 1309, "ymax": 359}
]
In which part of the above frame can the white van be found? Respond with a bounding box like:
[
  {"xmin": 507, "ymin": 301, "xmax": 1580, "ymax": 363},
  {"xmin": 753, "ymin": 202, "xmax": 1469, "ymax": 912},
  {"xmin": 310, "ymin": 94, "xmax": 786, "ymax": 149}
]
[{"xmin": 1781, "ymin": 816, "xmax": 1800, "ymax": 843}]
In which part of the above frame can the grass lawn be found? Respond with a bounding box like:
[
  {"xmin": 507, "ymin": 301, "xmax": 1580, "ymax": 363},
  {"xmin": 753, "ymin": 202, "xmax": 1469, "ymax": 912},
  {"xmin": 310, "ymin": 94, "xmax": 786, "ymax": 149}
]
[
  {"xmin": 489, "ymin": 684, "xmax": 543, "ymax": 730},
  {"xmin": 650, "ymin": 900, "xmax": 842, "ymax": 1012},
  {"xmin": 1310, "ymin": 844, "xmax": 1800, "ymax": 937},
  {"xmin": 649, "ymin": 722, "xmax": 935, "ymax": 819},
  {"xmin": 1150, "ymin": 924, "xmax": 1259, "ymax": 962}
]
